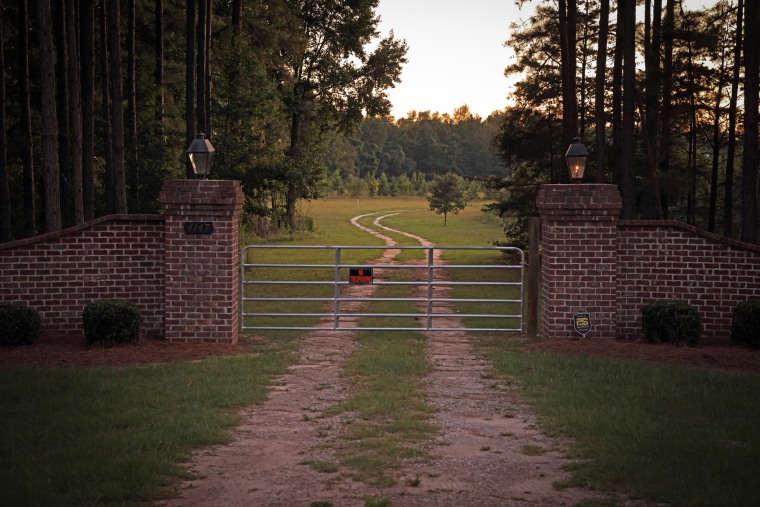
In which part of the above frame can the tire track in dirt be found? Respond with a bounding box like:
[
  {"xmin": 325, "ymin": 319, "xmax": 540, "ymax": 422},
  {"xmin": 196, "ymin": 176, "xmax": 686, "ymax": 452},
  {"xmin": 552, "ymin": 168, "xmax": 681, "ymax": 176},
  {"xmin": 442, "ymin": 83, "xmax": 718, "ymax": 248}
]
[
  {"xmin": 365, "ymin": 216, "xmax": 603, "ymax": 506},
  {"xmin": 158, "ymin": 211, "xmax": 601, "ymax": 506},
  {"xmin": 157, "ymin": 213, "xmax": 407, "ymax": 506}
]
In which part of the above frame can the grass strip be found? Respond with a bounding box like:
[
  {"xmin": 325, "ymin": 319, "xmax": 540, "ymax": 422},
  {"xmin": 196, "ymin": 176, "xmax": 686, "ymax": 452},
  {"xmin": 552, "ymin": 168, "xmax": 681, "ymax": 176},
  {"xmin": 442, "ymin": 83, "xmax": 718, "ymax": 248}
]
[
  {"xmin": 477, "ymin": 335, "xmax": 760, "ymax": 507},
  {"xmin": 0, "ymin": 335, "xmax": 299, "ymax": 506},
  {"xmin": 323, "ymin": 287, "xmax": 436, "ymax": 487}
]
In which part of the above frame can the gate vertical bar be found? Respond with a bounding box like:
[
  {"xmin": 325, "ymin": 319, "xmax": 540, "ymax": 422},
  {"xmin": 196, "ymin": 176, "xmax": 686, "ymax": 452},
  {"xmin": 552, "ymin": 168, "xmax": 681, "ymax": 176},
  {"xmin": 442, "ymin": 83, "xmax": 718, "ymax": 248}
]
[
  {"xmin": 334, "ymin": 247, "xmax": 341, "ymax": 329},
  {"xmin": 426, "ymin": 247, "xmax": 434, "ymax": 329}
]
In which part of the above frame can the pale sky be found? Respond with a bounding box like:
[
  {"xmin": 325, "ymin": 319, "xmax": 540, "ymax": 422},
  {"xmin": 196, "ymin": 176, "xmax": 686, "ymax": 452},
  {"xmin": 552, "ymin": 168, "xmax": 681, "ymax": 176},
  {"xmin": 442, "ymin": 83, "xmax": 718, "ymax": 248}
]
[
  {"xmin": 376, "ymin": 0, "xmax": 718, "ymax": 121},
  {"xmin": 377, "ymin": 0, "xmax": 524, "ymax": 120}
]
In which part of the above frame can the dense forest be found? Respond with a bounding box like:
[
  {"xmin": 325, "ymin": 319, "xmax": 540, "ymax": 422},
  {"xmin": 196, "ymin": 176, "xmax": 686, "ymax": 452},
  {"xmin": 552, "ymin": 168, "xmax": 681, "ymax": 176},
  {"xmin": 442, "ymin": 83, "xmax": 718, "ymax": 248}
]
[
  {"xmin": 0, "ymin": 0, "xmax": 758, "ymax": 245},
  {"xmin": 491, "ymin": 0, "xmax": 759, "ymax": 245}
]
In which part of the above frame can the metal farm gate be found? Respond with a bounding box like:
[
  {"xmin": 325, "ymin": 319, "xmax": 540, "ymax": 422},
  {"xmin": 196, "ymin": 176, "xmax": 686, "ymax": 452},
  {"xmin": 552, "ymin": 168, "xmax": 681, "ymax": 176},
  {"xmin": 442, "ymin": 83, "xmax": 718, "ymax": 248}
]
[{"xmin": 240, "ymin": 245, "xmax": 524, "ymax": 332}]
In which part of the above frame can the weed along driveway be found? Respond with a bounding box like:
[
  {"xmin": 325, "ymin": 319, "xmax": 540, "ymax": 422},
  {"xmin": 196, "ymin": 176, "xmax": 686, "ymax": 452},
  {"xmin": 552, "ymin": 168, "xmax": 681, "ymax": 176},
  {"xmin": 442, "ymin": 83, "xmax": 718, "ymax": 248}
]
[{"xmin": 157, "ymin": 211, "xmax": 601, "ymax": 507}]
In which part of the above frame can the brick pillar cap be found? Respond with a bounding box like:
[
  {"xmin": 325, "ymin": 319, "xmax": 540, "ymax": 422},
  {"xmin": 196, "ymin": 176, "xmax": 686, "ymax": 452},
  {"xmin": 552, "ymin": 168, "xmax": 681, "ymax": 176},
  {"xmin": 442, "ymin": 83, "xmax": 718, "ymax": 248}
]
[
  {"xmin": 159, "ymin": 179, "xmax": 244, "ymax": 207},
  {"xmin": 537, "ymin": 184, "xmax": 622, "ymax": 216}
]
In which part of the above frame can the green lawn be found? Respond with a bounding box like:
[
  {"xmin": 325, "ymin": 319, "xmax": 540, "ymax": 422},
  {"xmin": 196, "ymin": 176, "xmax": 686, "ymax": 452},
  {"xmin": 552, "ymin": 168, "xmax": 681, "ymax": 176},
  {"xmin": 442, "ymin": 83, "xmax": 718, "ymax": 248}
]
[
  {"xmin": 477, "ymin": 337, "xmax": 760, "ymax": 507},
  {"xmin": 0, "ymin": 337, "xmax": 298, "ymax": 505}
]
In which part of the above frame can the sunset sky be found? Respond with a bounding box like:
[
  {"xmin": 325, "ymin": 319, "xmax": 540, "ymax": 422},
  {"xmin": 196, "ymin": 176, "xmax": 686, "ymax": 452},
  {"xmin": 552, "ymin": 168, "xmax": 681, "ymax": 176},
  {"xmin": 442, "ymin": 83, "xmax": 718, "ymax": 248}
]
[
  {"xmin": 376, "ymin": 0, "xmax": 718, "ymax": 121},
  {"xmin": 377, "ymin": 0, "xmax": 521, "ymax": 120}
]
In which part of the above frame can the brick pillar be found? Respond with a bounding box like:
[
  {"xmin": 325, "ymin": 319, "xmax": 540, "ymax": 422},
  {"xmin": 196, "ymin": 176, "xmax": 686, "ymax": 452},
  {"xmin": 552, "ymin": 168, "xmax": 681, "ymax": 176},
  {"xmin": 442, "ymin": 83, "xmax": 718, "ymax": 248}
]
[
  {"xmin": 536, "ymin": 184, "xmax": 622, "ymax": 339},
  {"xmin": 159, "ymin": 180, "xmax": 244, "ymax": 343}
]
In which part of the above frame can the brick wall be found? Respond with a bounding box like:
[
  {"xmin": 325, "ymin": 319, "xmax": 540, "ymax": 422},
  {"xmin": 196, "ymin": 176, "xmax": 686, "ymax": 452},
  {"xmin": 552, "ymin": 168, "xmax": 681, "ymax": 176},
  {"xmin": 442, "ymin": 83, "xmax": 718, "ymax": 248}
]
[
  {"xmin": 0, "ymin": 215, "xmax": 166, "ymax": 336},
  {"xmin": 618, "ymin": 220, "xmax": 760, "ymax": 341},
  {"xmin": 0, "ymin": 180, "xmax": 244, "ymax": 343},
  {"xmin": 160, "ymin": 180, "xmax": 243, "ymax": 344},
  {"xmin": 537, "ymin": 183, "xmax": 760, "ymax": 342},
  {"xmin": 537, "ymin": 184, "xmax": 622, "ymax": 340}
]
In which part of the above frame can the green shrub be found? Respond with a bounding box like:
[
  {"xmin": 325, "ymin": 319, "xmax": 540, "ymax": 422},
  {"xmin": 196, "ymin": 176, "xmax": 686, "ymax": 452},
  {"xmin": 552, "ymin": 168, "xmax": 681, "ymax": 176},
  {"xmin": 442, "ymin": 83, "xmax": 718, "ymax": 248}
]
[
  {"xmin": 0, "ymin": 303, "xmax": 42, "ymax": 346},
  {"xmin": 731, "ymin": 300, "xmax": 760, "ymax": 349},
  {"xmin": 82, "ymin": 299, "xmax": 141, "ymax": 347},
  {"xmin": 641, "ymin": 300, "xmax": 702, "ymax": 346}
]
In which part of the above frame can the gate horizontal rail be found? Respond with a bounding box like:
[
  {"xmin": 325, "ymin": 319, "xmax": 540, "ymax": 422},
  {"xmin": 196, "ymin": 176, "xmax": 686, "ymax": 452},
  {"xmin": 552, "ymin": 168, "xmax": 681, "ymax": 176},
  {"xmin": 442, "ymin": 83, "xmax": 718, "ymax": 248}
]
[{"xmin": 241, "ymin": 245, "xmax": 524, "ymax": 332}]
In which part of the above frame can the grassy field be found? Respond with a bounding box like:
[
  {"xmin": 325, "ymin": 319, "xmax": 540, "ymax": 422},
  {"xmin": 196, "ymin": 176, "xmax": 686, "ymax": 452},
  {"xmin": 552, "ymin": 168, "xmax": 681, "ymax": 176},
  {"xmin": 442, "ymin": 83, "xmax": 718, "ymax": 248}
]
[
  {"xmin": 241, "ymin": 198, "xmax": 520, "ymax": 332},
  {"xmin": 2, "ymin": 197, "xmax": 759, "ymax": 506}
]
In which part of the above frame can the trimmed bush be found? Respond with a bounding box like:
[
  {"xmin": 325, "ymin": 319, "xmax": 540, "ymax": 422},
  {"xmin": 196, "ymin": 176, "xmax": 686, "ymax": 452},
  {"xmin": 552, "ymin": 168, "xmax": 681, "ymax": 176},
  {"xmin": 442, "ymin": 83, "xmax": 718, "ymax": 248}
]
[
  {"xmin": 731, "ymin": 300, "xmax": 760, "ymax": 349},
  {"xmin": 82, "ymin": 299, "xmax": 142, "ymax": 347},
  {"xmin": 641, "ymin": 300, "xmax": 702, "ymax": 347},
  {"xmin": 0, "ymin": 304, "xmax": 42, "ymax": 346}
]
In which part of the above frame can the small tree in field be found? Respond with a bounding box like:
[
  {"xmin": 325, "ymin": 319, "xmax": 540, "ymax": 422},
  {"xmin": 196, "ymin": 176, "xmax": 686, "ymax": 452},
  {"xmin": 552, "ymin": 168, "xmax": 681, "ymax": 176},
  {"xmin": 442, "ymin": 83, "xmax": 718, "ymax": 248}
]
[{"xmin": 428, "ymin": 173, "xmax": 469, "ymax": 225}]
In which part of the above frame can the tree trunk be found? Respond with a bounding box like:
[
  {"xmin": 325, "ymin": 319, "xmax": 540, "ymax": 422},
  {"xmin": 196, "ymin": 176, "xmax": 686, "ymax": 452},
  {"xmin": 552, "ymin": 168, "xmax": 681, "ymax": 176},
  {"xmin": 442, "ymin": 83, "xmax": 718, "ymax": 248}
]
[
  {"xmin": 156, "ymin": 0, "xmax": 164, "ymax": 122},
  {"xmin": 641, "ymin": 0, "xmax": 662, "ymax": 219},
  {"xmin": 99, "ymin": 0, "xmax": 114, "ymax": 213},
  {"xmin": 196, "ymin": 0, "xmax": 207, "ymax": 136},
  {"xmin": 724, "ymin": 0, "xmax": 743, "ymax": 237},
  {"xmin": 578, "ymin": 0, "xmax": 589, "ymax": 136},
  {"xmin": 688, "ymin": 102, "xmax": 697, "ymax": 225},
  {"xmin": 620, "ymin": 0, "xmax": 636, "ymax": 219},
  {"xmin": 559, "ymin": 0, "xmax": 578, "ymax": 161},
  {"xmin": 708, "ymin": 36, "xmax": 728, "ymax": 233},
  {"xmin": 286, "ymin": 110, "xmax": 301, "ymax": 230},
  {"xmin": 742, "ymin": 0, "xmax": 759, "ymax": 243},
  {"xmin": 595, "ymin": 0, "xmax": 609, "ymax": 183},
  {"xmin": 0, "ymin": 20, "xmax": 10, "ymax": 242},
  {"xmin": 81, "ymin": 0, "xmax": 95, "ymax": 221},
  {"xmin": 286, "ymin": 183, "xmax": 297, "ymax": 231},
  {"xmin": 66, "ymin": 0, "xmax": 84, "ymax": 225},
  {"xmin": 205, "ymin": 0, "xmax": 212, "ymax": 136},
  {"xmin": 127, "ymin": 0, "xmax": 138, "ymax": 208},
  {"xmin": 185, "ymin": 0, "xmax": 197, "ymax": 178},
  {"xmin": 684, "ymin": 9, "xmax": 698, "ymax": 225},
  {"xmin": 107, "ymin": 0, "xmax": 127, "ymax": 213},
  {"xmin": 19, "ymin": 0, "xmax": 37, "ymax": 236},
  {"xmin": 232, "ymin": 0, "xmax": 243, "ymax": 30},
  {"xmin": 36, "ymin": 0, "xmax": 62, "ymax": 232},
  {"xmin": 659, "ymin": 0, "xmax": 675, "ymax": 219},
  {"xmin": 54, "ymin": 0, "xmax": 71, "ymax": 226},
  {"xmin": 611, "ymin": 0, "xmax": 624, "ymax": 188}
]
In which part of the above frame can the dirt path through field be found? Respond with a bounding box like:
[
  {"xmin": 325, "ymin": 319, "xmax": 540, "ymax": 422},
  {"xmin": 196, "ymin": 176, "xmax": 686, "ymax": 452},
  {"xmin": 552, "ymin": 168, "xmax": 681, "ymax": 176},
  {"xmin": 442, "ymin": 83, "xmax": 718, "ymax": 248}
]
[{"xmin": 158, "ymin": 212, "xmax": 601, "ymax": 506}]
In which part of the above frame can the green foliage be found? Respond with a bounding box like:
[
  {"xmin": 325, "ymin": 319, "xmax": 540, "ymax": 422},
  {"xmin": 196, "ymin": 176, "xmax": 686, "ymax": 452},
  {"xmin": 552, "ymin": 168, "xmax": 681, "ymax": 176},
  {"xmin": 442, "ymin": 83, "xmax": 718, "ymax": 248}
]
[
  {"xmin": 427, "ymin": 173, "xmax": 469, "ymax": 225},
  {"xmin": 641, "ymin": 300, "xmax": 702, "ymax": 346},
  {"xmin": 82, "ymin": 299, "xmax": 142, "ymax": 347},
  {"xmin": 0, "ymin": 304, "xmax": 41, "ymax": 346},
  {"xmin": 330, "ymin": 113, "xmax": 508, "ymax": 183},
  {"xmin": 731, "ymin": 300, "xmax": 760, "ymax": 349}
]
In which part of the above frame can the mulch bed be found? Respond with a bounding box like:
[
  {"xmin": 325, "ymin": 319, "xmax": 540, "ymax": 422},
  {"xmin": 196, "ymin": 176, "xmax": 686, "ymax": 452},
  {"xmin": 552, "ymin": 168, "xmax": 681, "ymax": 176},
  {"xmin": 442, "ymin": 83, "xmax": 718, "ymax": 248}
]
[
  {"xmin": 0, "ymin": 331, "xmax": 251, "ymax": 368},
  {"xmin": 529, "ymin": 336, "xmax": 760, "ymax": 373},
  {"xmin": 1, "ymin": 331, "xmax": 758, "ymax": 373}
]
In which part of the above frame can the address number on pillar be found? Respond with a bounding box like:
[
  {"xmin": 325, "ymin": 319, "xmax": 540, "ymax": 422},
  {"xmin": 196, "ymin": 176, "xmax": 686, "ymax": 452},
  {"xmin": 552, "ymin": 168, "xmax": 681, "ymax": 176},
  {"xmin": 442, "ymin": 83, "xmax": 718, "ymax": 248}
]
[{"xmin": 183, "ymin": 221, "xmax": 214, "ymax": 235}]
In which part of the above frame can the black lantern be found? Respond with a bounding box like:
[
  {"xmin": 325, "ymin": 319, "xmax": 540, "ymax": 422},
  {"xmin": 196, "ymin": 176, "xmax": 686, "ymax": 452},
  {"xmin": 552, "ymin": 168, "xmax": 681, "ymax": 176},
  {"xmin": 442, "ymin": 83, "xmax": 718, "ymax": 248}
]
[
  {"xmin": 186, "ymin": 133, "xmax": 216, "ymax": 179},
  {"xmin": 565, "ymin": 136, "xmax": 589, "ymax": 182}
]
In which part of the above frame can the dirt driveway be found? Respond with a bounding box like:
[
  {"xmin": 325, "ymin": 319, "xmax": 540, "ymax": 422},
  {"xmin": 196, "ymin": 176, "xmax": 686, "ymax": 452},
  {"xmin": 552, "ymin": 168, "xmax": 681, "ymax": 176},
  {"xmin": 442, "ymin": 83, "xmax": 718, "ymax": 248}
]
[{"xmin": 155, "ymin": 214, "xmax": 603, "ymax": 506}]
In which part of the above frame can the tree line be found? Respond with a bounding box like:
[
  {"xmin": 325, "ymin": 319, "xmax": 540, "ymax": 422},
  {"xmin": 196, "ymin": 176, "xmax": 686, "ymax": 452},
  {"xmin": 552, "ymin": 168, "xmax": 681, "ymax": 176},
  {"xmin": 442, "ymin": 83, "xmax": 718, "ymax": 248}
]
[
  {"xmin": 0, "ymin": 0, "xmax": 408, "ymax": 242},
  {"xmin": 2, "ymin": 1, "xmax": 757, "ymax": 245},
  {"xmin": 321, "ymin": 105, "xmax": 507, "ymax": 190},
  {"xmin": 490, "ymin": 0, "xmax": 759, "ymax": 244}
]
